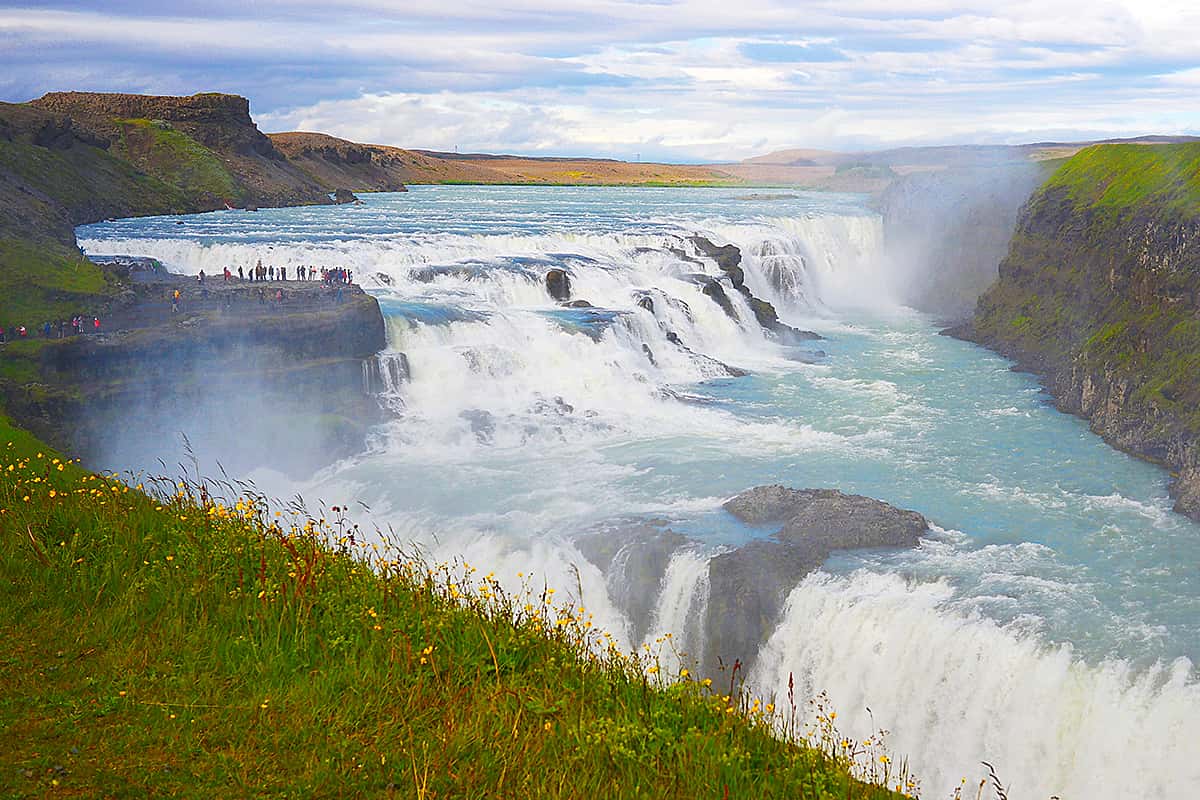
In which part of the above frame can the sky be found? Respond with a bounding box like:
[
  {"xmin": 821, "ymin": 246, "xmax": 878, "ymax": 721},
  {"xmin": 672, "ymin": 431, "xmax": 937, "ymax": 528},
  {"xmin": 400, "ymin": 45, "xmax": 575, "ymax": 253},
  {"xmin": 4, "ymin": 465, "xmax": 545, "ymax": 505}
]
[{"xmin": 3, "ymin": 1, "xmax": 1200, "ymax": 162}]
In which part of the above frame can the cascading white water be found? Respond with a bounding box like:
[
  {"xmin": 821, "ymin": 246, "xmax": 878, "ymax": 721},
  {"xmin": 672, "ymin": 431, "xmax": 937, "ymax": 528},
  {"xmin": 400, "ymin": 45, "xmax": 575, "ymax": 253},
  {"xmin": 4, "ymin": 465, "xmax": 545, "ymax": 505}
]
[
  {"xmin": 79, "ymin": 187, "xmax": 1200, "ymax": 800},
  {"xmin": 641, "ymin": 548, "xmax": 711, "ymax": 668},
  {"xmin": 750, "ymin": 571, "xmax": 1200, "ymax": 797}
]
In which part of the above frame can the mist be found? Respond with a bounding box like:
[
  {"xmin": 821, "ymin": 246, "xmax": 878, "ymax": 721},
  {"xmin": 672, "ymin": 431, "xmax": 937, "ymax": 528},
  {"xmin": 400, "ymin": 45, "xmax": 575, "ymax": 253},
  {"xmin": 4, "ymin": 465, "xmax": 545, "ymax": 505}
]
[
  {"xmin": 74, "ymin": 321, "xmax": 384, "ymax": 489},
  {"xmin": 875, "ymin": 160, "xmax": 1047, "ymax": 321}
]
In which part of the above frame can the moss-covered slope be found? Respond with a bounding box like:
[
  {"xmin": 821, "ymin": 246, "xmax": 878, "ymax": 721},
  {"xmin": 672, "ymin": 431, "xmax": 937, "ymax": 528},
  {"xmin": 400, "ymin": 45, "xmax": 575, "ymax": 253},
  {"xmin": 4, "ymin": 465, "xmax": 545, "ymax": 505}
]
[{"xmin": 962, "ymin": 143, "xmax": 1200, "ymax": 516}]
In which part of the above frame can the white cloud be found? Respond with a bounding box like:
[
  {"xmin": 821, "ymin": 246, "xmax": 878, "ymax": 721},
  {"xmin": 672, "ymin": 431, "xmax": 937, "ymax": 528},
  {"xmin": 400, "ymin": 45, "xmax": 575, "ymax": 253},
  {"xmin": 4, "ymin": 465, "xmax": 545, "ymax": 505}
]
[{"xmin": 3, "ymin": 1, "xmax": 1200, "ymax": 158}]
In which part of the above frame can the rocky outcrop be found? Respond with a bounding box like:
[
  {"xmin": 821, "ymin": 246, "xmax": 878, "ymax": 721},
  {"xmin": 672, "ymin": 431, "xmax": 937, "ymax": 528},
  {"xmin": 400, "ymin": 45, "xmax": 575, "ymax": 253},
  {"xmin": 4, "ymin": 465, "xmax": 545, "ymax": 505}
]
[
  {"xmin": 689, "ymin": 236, "xmax": 820, "ymax": 342},
  {"xmin": 956, "ymin": 143, "xmax": 1200, "ymax": 519},
  {"xmin": 575, "ymin": 520, "xmax": 691, "ymax": 643},
  {"xmin": 700, "ymin": 277, "xmax": 737, "ymax": 319},
  {"xmin": 33, "ymin": 91, "xmax": 283, "ymax": 160},
  {"xmin": 546, "ymin": 268, "xmax": 571, "ymax": 302},
  {"xmin": 333, "ymin": 188, "xmax": 360, "ymax": 204},
  {"xmin": 2, "ymin": 276, "xmax": 389, "ymax": 477},
  {"xmin": 706, "ymin": 487, "xmax": 927, "ymax": 671},
  {"xmin": 575, "ymin": 489, "xmax": 928, "ymax": 674}
]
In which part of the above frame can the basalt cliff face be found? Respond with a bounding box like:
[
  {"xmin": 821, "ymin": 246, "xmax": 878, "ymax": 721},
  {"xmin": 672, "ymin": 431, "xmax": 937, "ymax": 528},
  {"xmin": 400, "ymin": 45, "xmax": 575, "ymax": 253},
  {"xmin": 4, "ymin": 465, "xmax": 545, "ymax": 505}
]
[{"xmin": 956, "ymin": 143, "xmax": 1200, "ymax": 518}]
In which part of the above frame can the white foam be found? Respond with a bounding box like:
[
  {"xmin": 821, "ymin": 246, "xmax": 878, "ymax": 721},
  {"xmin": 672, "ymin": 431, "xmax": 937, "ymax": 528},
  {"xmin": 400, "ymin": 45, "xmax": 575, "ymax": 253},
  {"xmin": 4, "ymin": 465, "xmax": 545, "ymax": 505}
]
[{"xmin": 750, "ymin": 570, "xmax": 1200, "ymax": 799}]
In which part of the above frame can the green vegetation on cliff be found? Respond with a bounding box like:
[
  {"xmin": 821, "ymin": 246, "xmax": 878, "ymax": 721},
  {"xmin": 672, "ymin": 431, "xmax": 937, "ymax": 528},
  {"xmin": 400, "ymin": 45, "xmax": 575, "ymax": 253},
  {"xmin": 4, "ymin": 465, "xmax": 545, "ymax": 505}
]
[
  {"xmin": 0, "ymin": 414, "xmax": 911, "ymax": 798},
  {"xmin": 1042, "ymin": 143, "xmax": 1200, "ymax": 218},
  {"xmin": 112, "ymin": 118, "xmax": 241, "ymax": 203},
  {"xmin": 0, "ymin": 238, "xmax": 114, "ymax": 323}
]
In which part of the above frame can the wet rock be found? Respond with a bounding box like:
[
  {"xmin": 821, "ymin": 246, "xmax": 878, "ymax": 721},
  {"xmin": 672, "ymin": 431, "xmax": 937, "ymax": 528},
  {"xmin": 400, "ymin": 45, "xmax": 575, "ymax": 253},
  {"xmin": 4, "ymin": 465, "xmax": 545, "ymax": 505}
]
[
  {"xmin": 373, "ymin": 272, "xmax": 394, "ymax": 286},
  {"xmin": 531, "ymin": 396, "xmax": 574, "ymax": 416},
  {"xmin": 546, "ymin": 268, "xmax": 571, "ymax": 302},
  {"xmin": 642, "ymin": 344, "xmax": 656, "ymax": 365},
  {"xmin": 661, "ymin": 331, "xmax": 747, "ymax": 378},
  {"xmin": 564, "ymin": 299, "xmax": 593, "ymax": 308},
  {"xmin": 689, "ymin": 235, "xmax": 745, "ymax": 288},
  {"xmin": 667, "ymin": 246, "xmax": 704, "ymax": 266},
  {"xmin": 745, "ymin": 290, "xmax": 821, "ymax": 343},
  {"xmin": 706, "ymin": 486, "xmax": 928, "ymax": 672},
  {"xmin": 410, "ymin": 265, "xmax": 478, "ymax": 282},
  {"xmin": 575, "ymin": 520, "xmax": 694, "ymax": 642},
  {"xmin": 701, "ymin": 279, "xmax": 738, "ymax": 320},
  {"xmin": 706, "ymin": 540, "xmax": 822, "ymax": 673},
  {"xmin": 1173, "ymin": 467, "xmax": 1200, "ymax": 518},
  {"xmin": 724, "ymin": 486, "xmax": 928, "ymax": 547},
  {"xmin": 332, "ymin": 188, "xmax": 359, "ymax": 204},
  {"xmin": 636, "ymin": 293, "xmax": 655, "ymax": 314},
  {"xmin": 688, "ymin": 237, "xmax": 822, "ymax": 342}
]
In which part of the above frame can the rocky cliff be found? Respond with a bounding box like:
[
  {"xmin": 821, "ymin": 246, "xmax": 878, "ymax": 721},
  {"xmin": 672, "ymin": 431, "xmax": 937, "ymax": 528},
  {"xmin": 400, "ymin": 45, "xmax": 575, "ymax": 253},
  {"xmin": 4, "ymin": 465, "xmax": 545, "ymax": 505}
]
[
  {"xmin": 2, "ymin": 269, "xmax": 388, "ymax": 477},
  {"xmin": 956, "ymin": 143, "xmax": 1200, "ymax": 517},
  {"xmin": 0, "ymin": 92, "xmax": 403, "ymax": 476}
]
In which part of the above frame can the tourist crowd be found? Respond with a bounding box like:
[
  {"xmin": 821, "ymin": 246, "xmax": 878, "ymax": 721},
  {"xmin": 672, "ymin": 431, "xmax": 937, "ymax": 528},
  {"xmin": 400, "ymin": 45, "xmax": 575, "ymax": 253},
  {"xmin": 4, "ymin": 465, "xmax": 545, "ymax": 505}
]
[
  {"xmin": 213, "ymin": 260, "xmax": 354, "ymax": 285},
  {"xmin": 0, "ymin": 315, "xmax": 100, "ymax": 343}
]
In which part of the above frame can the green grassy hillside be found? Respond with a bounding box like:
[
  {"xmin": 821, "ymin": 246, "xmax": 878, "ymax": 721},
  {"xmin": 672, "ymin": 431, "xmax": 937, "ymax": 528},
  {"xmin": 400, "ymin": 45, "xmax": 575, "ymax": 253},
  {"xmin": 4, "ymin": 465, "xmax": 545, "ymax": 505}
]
[
  {"xmin": 0, "ymin": 413, "xmax": 913, "ymax": 798},
  {"xmin": 1041, "ymin": 142, "xmax": 1200, "ymax": 217},
  {"xmin": 112, "ymin": 118, "xmax": 242, "ymax": 203}
]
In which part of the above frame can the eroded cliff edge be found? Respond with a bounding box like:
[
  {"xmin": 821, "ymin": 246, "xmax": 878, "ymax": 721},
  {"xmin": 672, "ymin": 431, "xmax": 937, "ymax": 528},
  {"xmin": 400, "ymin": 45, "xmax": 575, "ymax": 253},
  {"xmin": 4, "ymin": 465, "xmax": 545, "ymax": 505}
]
[
  {"xmin": 952, "ymin": 143, "xmax": 1200, "ymax": 518},
  {"xmin": 0, "ymin": 92, "xmax": 400, "ymax": 475}
]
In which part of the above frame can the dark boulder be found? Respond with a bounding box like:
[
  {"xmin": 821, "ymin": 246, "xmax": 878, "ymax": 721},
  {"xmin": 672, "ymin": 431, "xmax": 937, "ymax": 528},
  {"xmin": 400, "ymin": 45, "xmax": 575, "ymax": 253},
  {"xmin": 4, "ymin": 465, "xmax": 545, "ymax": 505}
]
[
  {"xmin": 723, "ymin": 486, "xmax": 927, "ymax": 549},
  {"xmin": 723, "ymin": 485, "xmax": 817, "ymax": 524},
  {"xmin": 565, "ymin": 299, "xmax": 594, "ymax": 308},
  {"xmin": 546, "ymin": 268, "xmax": 571, "ymax": 302},
  {"xmin": 333, "ymin": 188, "xmax": 360, "ymax": 204},
  {"xmin": 706, "ymin": 486, "xmax": 928, "ymax": 672}
]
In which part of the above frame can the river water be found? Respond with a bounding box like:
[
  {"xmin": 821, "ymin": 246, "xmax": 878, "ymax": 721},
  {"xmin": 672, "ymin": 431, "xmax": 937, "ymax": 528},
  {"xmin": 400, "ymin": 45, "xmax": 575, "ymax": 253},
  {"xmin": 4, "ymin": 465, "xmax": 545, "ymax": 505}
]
[{"xmin": 79, "ymin": 186, "xmax": 1200, "ymax": 798}]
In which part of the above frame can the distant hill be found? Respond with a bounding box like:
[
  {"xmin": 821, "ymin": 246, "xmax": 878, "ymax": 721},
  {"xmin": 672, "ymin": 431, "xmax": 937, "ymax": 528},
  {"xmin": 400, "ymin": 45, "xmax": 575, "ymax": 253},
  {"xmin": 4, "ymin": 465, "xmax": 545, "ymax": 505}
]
[
  {"xmin": 733, "ymin": 136, "xmax": 1200, "ymax": 190},
  {"xmin": 271, "ymin": 135, "xmax": 739, "ymax": 186},
  {"xmin": 741, "ymin": 148, "xmax": 843, "ymax": 167}
]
